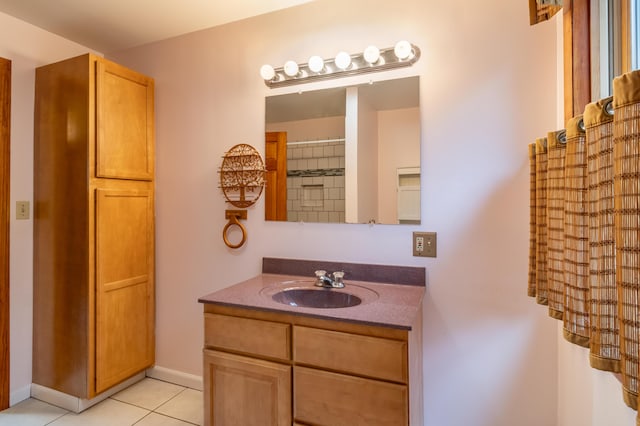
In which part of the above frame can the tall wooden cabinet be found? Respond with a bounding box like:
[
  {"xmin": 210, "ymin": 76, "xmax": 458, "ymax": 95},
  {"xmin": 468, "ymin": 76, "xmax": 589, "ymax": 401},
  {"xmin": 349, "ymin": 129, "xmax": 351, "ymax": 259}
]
[{"xmin": 33, "ymin": 53, "xmax": 155, "ymax": 399}]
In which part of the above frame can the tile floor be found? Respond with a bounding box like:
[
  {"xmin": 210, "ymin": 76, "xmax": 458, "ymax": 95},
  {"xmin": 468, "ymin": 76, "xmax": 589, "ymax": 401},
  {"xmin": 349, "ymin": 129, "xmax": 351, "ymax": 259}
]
[{"xmin": 0, "ymin": 378, "xmax": 203, "ymax": 426}]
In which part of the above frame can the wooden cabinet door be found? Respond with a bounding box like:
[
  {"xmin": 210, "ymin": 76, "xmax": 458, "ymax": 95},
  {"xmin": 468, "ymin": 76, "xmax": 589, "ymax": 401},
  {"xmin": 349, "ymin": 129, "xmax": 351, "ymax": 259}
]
[
  {"xmin": 96, "ymin": 59, "xmax": 154, "ymax": 180},
  {"xmin": 204, "ymin": 350, "xmax": 291, "ymax": 426},
  {"xmin": 95, "ymin": 188, "xmax": 154, "ymax": 393}
]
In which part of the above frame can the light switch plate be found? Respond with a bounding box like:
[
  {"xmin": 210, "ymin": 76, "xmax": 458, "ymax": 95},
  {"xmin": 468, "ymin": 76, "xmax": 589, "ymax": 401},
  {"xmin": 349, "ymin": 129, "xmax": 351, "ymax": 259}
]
[
  {"xmin": 413, "ymin": 231, "xmax": 436, "ymax": 257},
  {"xmin": 16, "ymin": 201, "xmax": 29, "ymax": 220}
]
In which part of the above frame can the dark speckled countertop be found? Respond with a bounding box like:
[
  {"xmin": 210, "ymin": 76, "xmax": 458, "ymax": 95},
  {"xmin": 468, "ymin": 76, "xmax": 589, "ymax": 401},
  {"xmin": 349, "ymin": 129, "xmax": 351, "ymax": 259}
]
[{"xmin": 198, "ymin": 273, "xmax": 425, "ymax": 330}]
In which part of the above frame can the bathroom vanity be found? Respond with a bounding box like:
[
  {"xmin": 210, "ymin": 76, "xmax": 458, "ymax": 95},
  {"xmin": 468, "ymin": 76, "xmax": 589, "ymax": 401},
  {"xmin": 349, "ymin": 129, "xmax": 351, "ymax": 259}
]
[{"xmin": 199, "ymin": 258, "xmax": 425, "ymax": 426}]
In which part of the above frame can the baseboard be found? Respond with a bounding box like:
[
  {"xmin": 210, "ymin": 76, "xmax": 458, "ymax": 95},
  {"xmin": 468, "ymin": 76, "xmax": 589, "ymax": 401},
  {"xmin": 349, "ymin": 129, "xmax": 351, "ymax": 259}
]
[
  {"xmin": 145, "ymin": 366, "xmax": 203, "ymax": 391},
  {"xmin": 9, "ymin": 384, "xmax": 31, "ymax": 407},
  {"xmin": 31, "ymin": 372, "xmax": 145, "ymax": 413}
]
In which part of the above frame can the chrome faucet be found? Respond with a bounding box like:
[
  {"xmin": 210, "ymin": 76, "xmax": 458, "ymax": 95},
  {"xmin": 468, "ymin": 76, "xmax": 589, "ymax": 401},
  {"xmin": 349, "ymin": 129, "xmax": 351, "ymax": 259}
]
[{"xmin": 314, "ymin": 270, "xmax": 345, "ymax": 288}]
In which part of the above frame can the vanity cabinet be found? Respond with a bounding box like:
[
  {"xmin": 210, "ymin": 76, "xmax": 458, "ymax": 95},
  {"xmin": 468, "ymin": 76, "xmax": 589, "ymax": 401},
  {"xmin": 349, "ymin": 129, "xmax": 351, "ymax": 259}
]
[
  {"xmin": 202, "ymin": 304, "xmax": 423, "ymax": 426},
  {"xmin": 33, "ymin": 53, "xmax": 155, "ymax": 399}
]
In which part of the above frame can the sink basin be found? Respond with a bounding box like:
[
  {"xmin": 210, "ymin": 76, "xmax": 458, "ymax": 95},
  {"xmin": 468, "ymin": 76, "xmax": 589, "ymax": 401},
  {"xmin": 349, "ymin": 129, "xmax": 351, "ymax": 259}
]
[{"xmin": 271, "ymin": 288, "xmax": 362, "ymax": 309}]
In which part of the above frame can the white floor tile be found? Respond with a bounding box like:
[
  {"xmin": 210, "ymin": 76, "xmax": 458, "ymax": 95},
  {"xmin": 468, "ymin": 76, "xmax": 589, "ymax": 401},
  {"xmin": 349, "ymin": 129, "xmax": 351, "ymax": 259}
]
[
  {"xmin": 112, "ymin": 378, "xmax": 185, "ymax": 410},
  {"xmin": 155, "ymin": 389, "xmax": 203, "ymax": 426},
  {"xmin": 0, "ymin": 398, "xmax": 68, "ymax": 426},
  {"xmin": 49, "ymin": 398, "xmax": 149, "ymax": 426},
  {"xmin": 134, "ymin": 412, "xmax": 194, "ymax": 426}
]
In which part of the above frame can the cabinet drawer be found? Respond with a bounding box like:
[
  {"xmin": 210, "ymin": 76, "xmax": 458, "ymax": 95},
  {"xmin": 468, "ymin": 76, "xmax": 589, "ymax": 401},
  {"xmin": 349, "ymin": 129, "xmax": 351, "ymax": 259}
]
[
  {"xmin": 293, "ymin": 326, "xmax": 407, "ymax": 383},
  {"xmin": 294, "ymin": 367, "xmax": 408, "ymax": 426},
  {"xmin": 204, "ymin": 313, "xmax": 290, "ymax": 360}
]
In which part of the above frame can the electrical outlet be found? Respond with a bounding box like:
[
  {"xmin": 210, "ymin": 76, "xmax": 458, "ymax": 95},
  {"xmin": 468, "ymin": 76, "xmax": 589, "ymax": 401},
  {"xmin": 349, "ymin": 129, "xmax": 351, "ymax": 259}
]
[
  {"xmin": 413, "ymin": 231, "xmax": 436, "ymax": 257},
  {"xmin": 16, "ymin": 201, "xmax": 29, "ymax": 220}
]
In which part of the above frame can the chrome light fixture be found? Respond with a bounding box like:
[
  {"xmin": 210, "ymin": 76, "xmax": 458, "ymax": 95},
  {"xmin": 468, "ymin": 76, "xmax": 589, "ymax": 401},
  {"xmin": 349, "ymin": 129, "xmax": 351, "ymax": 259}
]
[{"xmin": 260, "ymin": 40, "xmax": 420, "ymax": 88}]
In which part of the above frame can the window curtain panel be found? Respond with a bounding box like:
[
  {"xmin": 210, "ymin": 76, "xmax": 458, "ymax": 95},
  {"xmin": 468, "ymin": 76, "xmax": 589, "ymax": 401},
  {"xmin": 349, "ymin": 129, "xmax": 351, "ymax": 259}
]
[
  {"xmin": 526, "ymin": 68, "xmax": 640, "ymax": 413},
  {"xmin": 529, "ymin": 143, "xmax": 538, "ymax": 298},
  {"xmin": 563, "ymin": 116, "xmax": 590, "ymax": 347},
  {"xmin": 535, "ymin": 137, "xmax": 549, "ymax": 305},
  {"xmin": 613, "ymin": 70, "xmax": 640, "ymax": 410},
  {"xmin": 528, "ymin": 0, "xmax": 562, "ymax": 25},
  {"xmin": 584, "ymin": 97, "xmax": 620, "ymax": 373},
  {"xmin": 547, "ymin": 130, "xmax": 567, "ymax": 320}
]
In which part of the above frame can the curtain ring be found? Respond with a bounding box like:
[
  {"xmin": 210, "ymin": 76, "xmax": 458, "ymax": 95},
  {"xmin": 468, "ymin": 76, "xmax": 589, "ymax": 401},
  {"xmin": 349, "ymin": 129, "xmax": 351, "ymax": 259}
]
[
  {"xmin": 558, "ymin": 129, "xmax": 567, "ymax": 144},
  {"xmin": 223, "ymin": 210, "xmax": 248, "ymax": 249},
  {"xmin": 604, "ymin": 98, "xmax": 614, "ymax": 116}
]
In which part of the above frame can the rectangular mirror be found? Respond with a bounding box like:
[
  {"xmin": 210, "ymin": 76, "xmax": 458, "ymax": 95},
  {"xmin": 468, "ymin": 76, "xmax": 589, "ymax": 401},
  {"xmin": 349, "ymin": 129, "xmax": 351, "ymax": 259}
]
[{"xmin": 265, "ymin": 76, "xmax": 420, "ymax": 224}]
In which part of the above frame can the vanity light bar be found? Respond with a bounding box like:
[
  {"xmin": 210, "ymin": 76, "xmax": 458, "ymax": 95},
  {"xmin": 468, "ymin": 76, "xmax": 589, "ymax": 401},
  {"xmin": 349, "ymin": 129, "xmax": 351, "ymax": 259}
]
[{"xmin": 260, "ymin": 41, "xmax": 420, "ymax": 88}]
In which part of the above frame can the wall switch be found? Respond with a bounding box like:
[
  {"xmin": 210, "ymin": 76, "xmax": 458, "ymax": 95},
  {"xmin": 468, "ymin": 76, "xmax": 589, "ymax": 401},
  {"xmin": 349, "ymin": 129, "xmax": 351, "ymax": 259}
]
[
  {"xmin": 16, "ymin": 201, "xmax": 30, "ymax": 220},
  {"xmin": 413, "ymin": 231, "xmax": 436, "ymax": 257}
]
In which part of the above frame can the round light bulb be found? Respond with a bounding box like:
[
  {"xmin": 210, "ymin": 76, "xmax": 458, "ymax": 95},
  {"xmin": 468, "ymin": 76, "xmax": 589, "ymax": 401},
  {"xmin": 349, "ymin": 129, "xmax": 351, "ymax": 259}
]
[
  {"xmin": 334, "ymin": 51, "xmax": 351, "ymax": 70},
  {"xmin": 363, "ymin": 45, "xmax": 380, "ymax": 64},
  {"xmin": 283, "ymin": 60, "xmax": 299, "ymax": 77},
  {"xmin": 308, "ymin": 55, "xmax": 324, "ymax": 73},
  {"xmin": 394, "ymin": 40, "xmax": 413, "ymax": 60},
  {"xmin": 260, "ymin": 64, "xmax": 275, "ymax": 81}
]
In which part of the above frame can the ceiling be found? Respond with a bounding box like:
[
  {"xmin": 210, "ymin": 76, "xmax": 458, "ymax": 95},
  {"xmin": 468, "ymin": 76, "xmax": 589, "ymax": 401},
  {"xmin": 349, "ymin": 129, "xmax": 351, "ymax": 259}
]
[{"xmin": 0, "ymin": 0, "xmax": 314, "ymax": 53}]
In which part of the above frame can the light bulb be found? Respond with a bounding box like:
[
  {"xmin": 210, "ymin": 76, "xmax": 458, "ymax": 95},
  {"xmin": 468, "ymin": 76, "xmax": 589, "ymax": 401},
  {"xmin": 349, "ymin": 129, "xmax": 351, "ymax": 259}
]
[
  {"xmin": 308, "ymin": 55, "xmax": 324, "ymax": 73},
  {"xmin": 283, "ymin": 60, "xmax": 299, "ymax": 77},
  {"xmin": 394, "ymin": 40, "xmax": 413, "ymax": 60},
  {"xmin": 363, "ymin": 45, "xmax": 380, "ymax": 64},
  {"xmin": 334, "ymin": 51, "xmax": 351, "ymax": 70},
  {"xmin": 260, "ymin": 64, "xmax": 275, "ymax": 81}
]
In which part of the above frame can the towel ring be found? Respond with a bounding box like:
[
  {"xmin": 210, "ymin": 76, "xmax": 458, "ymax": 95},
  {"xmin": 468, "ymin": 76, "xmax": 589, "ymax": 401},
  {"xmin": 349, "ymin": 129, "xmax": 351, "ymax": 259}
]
[{"xmin": 223, "ymin": 210, "xmax": 248, "ymax": 249}]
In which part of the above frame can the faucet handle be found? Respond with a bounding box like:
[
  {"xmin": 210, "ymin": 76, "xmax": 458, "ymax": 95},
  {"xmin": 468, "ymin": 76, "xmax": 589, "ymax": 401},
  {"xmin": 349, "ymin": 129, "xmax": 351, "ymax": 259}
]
[
  {"xmin": 332, "ymin": 271, "xmax": 345, "ymax": 288},
  {"xmin": 314, "ymin": 270, "xmax": 327, "ymax": 287}
]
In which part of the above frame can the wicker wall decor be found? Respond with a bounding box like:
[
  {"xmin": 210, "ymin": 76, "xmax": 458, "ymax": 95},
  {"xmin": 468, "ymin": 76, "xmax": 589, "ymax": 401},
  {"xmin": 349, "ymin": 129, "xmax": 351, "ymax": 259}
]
[
  {"xmin": 535, "ymin": 138, "xmax": 549, "ymax": 305},
  {"xmin": 546, "ymin": 130, "xmax": 567, "ymax": 320},
  {"xmin": 613, "ymin": 70, "xmax": 640, "ymax": 410},
  {"xmin": 529, "ymin": 143, "xmax": 538, "ymax": 298},
  {"xmin": 563, "ymin": 115, "xmax": 590, "ymax": 348},
  {"xmin": 584, "ymin": 97, "xmax": 620, "ymax": 373},
  {"xmin": 218, "ymin": 143, "xmax": 266, "ymax": 249}
]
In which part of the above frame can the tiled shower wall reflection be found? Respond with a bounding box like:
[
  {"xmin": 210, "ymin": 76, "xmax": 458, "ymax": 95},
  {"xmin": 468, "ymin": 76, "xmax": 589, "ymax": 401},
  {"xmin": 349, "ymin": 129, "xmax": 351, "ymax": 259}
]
[{"xmin": 287, "ymin": 141, "xmax": 345, "ymax": 223}]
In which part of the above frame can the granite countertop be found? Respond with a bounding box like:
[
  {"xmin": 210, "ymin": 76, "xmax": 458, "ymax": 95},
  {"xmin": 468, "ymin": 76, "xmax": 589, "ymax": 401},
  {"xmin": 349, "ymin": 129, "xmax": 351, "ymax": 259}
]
[{"xmin": 198, "ymin": 273, "xmax": 425, "ymax": 330}]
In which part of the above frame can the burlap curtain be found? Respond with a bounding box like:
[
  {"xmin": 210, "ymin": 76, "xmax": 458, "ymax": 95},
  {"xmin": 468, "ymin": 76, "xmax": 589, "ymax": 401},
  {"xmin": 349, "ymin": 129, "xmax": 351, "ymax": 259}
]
[
  {"xmin": 563, "ymin": 116, "xmax": 590, "ymax": 347},
  {"xmin": 613, "ymin": 70, "xmax": 640, "ymax": 410},
  {"xmin": 526, "ymin": 68, "xmax": 640, "ymax": 412},
  {"xmin": 536, "ymin": 138, "xmax": 549, "ymax": 305},
  {"xmin": 529, "ymin": 143, "xmax": 538, "ymax": 298},
  {"xmin": 546, "ymin": 130, "xmax": 567, "ymax": 319},
  {"xmin": 584, "ymin": 97, "xmax": 619, "ymax": 373}
]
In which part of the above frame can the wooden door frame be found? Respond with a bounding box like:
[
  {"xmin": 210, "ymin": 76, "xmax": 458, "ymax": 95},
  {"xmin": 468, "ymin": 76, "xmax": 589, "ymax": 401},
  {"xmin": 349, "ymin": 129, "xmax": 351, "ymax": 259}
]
[
  {"xmin": 563, "ymin": 0, "xmax": 591, "ymax": 123},
  {"xmin": 0, "ymin": 57, "xmax": 10, "ymax": 410}
]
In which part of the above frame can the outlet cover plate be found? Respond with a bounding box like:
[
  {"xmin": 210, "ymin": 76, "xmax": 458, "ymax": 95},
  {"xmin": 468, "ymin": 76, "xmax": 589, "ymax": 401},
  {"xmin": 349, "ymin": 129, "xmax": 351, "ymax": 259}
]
[{"xmin": 413, "ymin": 231, "xmax": 436, "ymax": 257}]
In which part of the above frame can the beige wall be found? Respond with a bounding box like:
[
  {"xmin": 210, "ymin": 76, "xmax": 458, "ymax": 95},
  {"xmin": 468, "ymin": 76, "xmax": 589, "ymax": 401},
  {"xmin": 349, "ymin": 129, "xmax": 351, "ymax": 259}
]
[{"xmin": 109, "ymin": 0, "xmax": 559, "ymax": 424}]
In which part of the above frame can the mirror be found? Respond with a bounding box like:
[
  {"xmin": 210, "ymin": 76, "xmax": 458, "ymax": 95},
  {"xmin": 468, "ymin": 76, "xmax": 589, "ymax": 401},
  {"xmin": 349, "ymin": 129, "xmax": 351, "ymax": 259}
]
[{"xmin": 265, "ymin": 76, "xmax": 420, "ymax": 224}]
